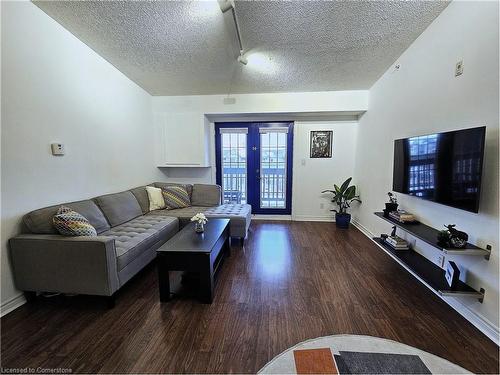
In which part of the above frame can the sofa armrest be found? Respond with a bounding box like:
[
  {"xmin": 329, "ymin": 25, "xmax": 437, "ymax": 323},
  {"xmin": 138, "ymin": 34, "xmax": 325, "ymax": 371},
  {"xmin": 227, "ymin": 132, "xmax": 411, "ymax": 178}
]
[
  {"xmin": 9, "ymin": 234, "xmax": 119, "ymax": 296},
  {"xmin": 191, "ymin": 184, "xmax": 222, "ymax": 206}
]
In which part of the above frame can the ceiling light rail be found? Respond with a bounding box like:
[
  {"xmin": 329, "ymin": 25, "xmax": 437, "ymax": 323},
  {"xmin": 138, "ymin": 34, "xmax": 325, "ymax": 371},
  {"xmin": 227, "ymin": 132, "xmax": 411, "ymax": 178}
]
[{"xmin": 218, "ymin": 0, "xmax": 247, "ymax": 65}]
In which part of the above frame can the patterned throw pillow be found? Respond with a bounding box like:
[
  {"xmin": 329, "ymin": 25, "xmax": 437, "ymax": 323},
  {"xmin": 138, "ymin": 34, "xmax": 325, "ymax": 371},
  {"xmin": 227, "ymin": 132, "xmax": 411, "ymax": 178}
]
[
  {"xmin": 162, "ymin": 186, "xmax": 191, "ymax": 210},
  {"xmin": 53, "ymin": 206, "xmax": 97, "ymax": 236}
]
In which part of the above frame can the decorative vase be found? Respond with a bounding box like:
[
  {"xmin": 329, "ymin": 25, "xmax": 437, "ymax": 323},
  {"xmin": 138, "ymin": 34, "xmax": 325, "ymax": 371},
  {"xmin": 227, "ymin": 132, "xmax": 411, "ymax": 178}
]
[
  {"xmin": 335, "ymin": 213, "xmax": 351, "ymax": 229},
  {"xmin": 437, "ymin": 230, "xmax": 451, "ymax": 248},
  {"xmin": 195, "ymin": 221, "xmax": 204, "ymax": 233}
]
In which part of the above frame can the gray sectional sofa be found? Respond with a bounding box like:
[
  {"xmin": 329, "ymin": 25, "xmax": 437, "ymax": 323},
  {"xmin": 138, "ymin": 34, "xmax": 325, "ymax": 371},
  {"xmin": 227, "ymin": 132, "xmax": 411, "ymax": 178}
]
[{"xmin": 9, "ymin": 182, "xmax": 251, "ymax": 304}]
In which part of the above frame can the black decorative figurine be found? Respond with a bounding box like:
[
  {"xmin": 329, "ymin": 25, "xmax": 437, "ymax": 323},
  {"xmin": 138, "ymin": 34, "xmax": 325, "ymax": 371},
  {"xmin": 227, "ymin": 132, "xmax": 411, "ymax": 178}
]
[
  {"xmin": 391, "ymin": 225, "xmax": 397, "ymax": 237},
  {"xmin": 437, "ymin": 224, "xmax": 469, "ymax": 249}
]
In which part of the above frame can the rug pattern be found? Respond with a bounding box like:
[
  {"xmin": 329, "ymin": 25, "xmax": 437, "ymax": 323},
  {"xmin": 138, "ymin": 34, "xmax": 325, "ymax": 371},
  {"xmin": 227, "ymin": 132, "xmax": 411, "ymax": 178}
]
[{"xmin": 258, "ymin": 335, "xmax": 470, "ymax": 374}]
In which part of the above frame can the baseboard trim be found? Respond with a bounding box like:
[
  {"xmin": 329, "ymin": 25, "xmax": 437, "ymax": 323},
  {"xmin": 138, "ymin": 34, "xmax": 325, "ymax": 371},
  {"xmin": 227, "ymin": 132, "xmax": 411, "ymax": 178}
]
[
  {"xmin": 446, "ymin": 297, "xmax": 500, "ymax": 346},
  {"xmin": 292, "ymin": 215, "xmax": 335, "ymax": 222},
  {"xmin": 351, "ymin": 219, "xmax": 500, "ymax": 345},
  {"xmin": 252, "ymin": 215, "xmax": 335, "ymax": 222},
  {"xmin": 0, "ymin": 293, "xmax": 26, "ymax": 317},
  {"xmin": 252, "ymin": 214, "xmax": 292, "ymax": 221}
]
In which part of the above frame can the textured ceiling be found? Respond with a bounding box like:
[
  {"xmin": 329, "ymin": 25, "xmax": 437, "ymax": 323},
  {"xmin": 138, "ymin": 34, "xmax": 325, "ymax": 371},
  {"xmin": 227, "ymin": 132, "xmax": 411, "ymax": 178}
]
[{"xmin": 34, "ymin": 0, "xmax": 449, "ymax": 96}]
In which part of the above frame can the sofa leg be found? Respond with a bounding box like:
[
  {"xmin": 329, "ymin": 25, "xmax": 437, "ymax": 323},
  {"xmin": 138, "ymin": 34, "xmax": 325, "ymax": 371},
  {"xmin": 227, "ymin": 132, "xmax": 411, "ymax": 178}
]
[
  {"xmin": 105, "ymin": 295, "xmax": 116, "ymax": 309},
  {"xmin": 24, "ymin": 291, "xmax": 37, "ymax": 303}
]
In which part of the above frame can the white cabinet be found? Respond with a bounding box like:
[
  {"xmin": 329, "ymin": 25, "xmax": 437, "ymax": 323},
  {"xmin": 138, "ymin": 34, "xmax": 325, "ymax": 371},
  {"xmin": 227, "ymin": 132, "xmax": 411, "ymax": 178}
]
[{"xmin": 155, "ymin": 112, "xmax": 211, "ymax": 167}]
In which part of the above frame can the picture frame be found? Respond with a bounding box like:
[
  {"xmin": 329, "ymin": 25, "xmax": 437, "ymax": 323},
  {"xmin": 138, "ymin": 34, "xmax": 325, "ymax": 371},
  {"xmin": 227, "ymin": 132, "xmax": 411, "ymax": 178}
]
[
  {"xmin": 445, "ymin": 261, "xmax": 460, "ymax": 289},
  {"xmin": 310, "ymin": 131, "xmax": 333, "ymax": 158}
]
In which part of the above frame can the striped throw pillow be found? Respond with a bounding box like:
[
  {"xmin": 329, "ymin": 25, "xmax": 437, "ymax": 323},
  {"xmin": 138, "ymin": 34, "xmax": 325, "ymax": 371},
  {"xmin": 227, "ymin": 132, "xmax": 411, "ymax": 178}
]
[
  {"xmin": 162, "ymin": 186, "xmax": 191, "ymax": 210},
  {"xmin": 53, "ymin": 206, "xmax": 97, "ymax": 236}
]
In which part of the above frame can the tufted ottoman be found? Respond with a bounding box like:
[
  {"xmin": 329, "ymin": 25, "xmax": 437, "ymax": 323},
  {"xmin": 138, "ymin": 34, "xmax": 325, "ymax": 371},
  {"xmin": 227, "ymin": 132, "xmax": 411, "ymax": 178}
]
[{"xmin": 204, "ymin": 204, "xmax": 251, "ymax": 240}]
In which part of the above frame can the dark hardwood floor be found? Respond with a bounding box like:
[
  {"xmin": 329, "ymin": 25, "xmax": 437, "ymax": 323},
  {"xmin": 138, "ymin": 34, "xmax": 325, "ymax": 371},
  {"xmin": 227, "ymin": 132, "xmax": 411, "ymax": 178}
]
[{"xmin": 1, "ymin": 221, "xmax": 498, "ymax": 373}]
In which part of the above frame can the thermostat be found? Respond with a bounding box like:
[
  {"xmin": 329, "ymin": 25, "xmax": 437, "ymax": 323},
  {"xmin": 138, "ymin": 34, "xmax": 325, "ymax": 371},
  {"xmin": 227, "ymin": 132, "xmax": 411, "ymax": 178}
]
[{"xmin": 51, "ymin": 143, "xmax": 65, "ymax": 156}]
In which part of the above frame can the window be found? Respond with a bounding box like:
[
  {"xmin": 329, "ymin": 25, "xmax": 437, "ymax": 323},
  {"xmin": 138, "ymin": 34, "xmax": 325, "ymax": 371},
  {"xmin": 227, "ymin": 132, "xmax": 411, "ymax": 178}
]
[
  {"xmin": 260, "ymin": 129, "xmax": 287, "ymax": 208},
  {"xmin": 220, "ymin": 129, "xmax": 247, "ymax": 204}
]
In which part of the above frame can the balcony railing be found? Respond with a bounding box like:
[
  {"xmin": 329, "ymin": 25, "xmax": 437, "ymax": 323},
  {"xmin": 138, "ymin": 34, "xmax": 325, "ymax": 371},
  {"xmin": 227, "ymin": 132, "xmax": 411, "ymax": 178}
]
[
  {"xmin": 222, "ymin": 167, "xmax": 286, "ymax": 208},
  {"xmin": 260, "ymin": 168, "xmax": 286, "ymax": 208},
  {"xmin": 222, "ymin": 167, "xmax": 246, "ymax": 204}
]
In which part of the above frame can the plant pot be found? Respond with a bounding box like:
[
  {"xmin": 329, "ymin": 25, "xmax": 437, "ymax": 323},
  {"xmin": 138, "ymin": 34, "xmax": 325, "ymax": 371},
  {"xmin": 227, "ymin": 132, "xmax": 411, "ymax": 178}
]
[
  {"xmin": 385, "ymin": 202, "xmax": 398, "ymax": 213},
  {"xmin": 335, "ymin": 213, "xmax": 351, "ymax": 229}
]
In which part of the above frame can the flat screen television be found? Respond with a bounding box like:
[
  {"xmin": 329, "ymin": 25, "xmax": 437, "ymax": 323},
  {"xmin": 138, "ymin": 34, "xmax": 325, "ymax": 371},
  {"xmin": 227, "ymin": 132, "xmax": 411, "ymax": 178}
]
[{"xmin": 393, "ymin": 126, "xmax": 486, "ymax": 213}]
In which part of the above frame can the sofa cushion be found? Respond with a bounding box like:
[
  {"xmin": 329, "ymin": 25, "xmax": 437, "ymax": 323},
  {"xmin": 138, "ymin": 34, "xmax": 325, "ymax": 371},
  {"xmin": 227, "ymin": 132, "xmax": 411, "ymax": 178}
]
[
  {"xmin": 101, "ymin": 215, "xmax": 179, "ymax": 270},
  {"xmin": 162, "ymin": 186, "xmax": 191, "ymax": 210},
  {"xmin": 94, "ymin": 191, "xmax": 142, "ymax": 227},
  {"xmin": 154, "ymin": 182, "xmax": 193, "ymax": 198},
  {"xmin": 191, "ymin": 184, "xmax": 222, "ymax": 207},
  {"xmin": 53, "ymin": 206, "xmax": 98, "ymax": 237},
  {"xmin": 23, "ymin": 200, "xmax": 110, "ymax": 234},
  {"xmin": 146, "ymin": 186, "xmax": 166, "ymax": 211},
  {"xmin": 129, "ymin": 185, "xmax": 153, "ymax": 214}
]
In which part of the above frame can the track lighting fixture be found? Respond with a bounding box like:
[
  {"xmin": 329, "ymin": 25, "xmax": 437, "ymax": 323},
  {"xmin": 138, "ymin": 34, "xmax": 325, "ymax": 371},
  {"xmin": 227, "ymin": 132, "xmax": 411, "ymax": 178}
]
[
  {"xmin": 218, "ymin": 0, "xmax": 234, "ymax": 13},
  {"xmin": 237, "ymin": 52, "xmax": 248, "ymax": 65},
  {"xmin": 219, "ymin": 0, "xmax": 247, "ymax": 66}
]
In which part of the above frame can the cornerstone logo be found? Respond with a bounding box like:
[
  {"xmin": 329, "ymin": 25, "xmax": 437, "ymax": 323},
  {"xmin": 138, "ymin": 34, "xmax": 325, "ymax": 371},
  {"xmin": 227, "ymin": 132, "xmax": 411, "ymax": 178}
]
[{"xmin": 0, "ymin": 368, "xmax": 72, "ymax": 374}]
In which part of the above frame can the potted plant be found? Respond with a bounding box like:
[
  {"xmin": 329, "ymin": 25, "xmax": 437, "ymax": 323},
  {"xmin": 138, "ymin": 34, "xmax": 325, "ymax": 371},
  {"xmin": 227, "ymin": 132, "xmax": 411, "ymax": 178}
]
[
  {"xmin": 384, "ymin": 192, "xmax": 398, "ymax": 217},
  {"xmin": 322, "ymin": 177, "xmax": 361, "ymax": 229}
]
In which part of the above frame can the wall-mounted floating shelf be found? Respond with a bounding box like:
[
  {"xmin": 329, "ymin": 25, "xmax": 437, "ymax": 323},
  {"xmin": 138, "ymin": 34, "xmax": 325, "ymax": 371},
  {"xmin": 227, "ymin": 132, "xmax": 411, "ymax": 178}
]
[
  {"xmin": 372, "ymin": 238, "xmax": 484, "ymax": 302},
  {"xmin": 374, "ymin": 212, "xmax": 491, "ymax": 260},
  {"xmin": 372, "ymin": 212, "xmax": 486, "ymax": 303}
]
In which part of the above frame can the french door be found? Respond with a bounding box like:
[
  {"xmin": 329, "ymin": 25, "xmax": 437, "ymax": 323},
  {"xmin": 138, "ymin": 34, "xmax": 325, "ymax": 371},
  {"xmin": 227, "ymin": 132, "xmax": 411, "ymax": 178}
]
[{"xmin": 215, "ymin": 122, "xmax": 293, "ymax": 215}]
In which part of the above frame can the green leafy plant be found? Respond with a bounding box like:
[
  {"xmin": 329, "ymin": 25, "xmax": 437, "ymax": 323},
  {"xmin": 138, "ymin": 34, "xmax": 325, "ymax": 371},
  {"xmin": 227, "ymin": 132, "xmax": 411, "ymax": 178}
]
[{"xmin": 321, "ymin": 177, "xmax": 362, "ymax": 214}]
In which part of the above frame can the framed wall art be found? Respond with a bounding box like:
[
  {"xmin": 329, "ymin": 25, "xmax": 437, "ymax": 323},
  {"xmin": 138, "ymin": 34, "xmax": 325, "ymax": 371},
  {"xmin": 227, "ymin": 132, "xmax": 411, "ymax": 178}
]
[{"xmin": 310, "ymin": 131, "xmax": 333, "ymax": 158}]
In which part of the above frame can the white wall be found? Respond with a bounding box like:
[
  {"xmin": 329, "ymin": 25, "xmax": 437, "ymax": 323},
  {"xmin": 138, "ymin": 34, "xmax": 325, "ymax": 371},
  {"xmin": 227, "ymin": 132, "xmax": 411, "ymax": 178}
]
[
  {"xmin": 152, "ymin": 94, "xmax": 366, "ymax": 219},
  {"xmin": 0, "ymin": 1, "xmax": 164, "ymax": 314},
  {"xmin": 152, "ymin": 91, "xmax": 368, "ymax": 116},
  {"xmin": 152, "ymin": 91, "xmax": 367, "ymax": 182},
  {"xmin": 292, "ymin": 121, "xmax": 358, "ymax": 221},
  {"xmin": 353, "ymin": 1, "xmax": 499, "ymax": 342}
]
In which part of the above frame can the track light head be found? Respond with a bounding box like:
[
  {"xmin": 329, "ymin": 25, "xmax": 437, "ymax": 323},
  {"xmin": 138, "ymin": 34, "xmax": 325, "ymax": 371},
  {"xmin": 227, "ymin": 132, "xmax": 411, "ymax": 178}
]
[
  {"xmin": 237, "ymin": 53, "xmax": 248, "ymax": 65},
  {"xmin": 218, "ymin": 0, "xmax": 234, "ymax": 13}
]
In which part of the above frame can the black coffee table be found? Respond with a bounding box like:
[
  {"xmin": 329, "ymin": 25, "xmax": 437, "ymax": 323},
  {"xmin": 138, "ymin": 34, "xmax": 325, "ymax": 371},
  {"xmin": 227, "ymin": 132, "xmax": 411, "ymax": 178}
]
[{"xmin": 156, "ymin": 218, "xmax": 230, "ymax": 304}]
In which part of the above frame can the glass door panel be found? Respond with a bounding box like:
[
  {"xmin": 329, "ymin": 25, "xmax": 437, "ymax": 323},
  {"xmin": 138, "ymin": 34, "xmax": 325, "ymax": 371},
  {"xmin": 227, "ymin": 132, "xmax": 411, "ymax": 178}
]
[
  {"xmin": 259, "ymin": 129, "xmax": 288, "ymax": 209},
  {"xmin": 220, "ymin": 129, "xmax": 247, "ymax": 204},
  {"xmin": 215, "ymin": 122, "xmax": 293, "ymax": 215}
]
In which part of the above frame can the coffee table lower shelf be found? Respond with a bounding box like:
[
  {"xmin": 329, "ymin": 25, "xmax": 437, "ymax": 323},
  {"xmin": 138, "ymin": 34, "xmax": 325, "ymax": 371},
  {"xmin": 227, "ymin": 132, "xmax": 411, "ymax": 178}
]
[
  {"xmin": 372, "ymin": 237, "xmax": 484, "ymax": 302},
  {"xmin": 157, "ymin": 219, "xmax": 230, "ymax": 304}
]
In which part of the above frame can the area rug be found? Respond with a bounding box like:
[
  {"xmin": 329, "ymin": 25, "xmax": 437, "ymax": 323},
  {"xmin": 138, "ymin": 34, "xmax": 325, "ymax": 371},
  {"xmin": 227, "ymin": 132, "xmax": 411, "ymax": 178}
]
[{"xmin": 258, "ymin": 335, "xmax": 470, "ymax": 374}]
